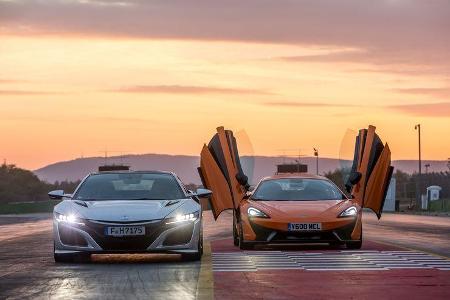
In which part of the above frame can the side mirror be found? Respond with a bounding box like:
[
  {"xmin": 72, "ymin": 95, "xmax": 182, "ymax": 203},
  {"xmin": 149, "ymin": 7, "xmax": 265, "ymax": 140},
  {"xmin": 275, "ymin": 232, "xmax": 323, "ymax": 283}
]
[
  {"xmin": 243, "ymin": 191, "xmax": 253, "ymax": 200},
  {"xmin": 48, "ymin": 190, "xmax": 65, "ymax": 200},
  {"xmin": 195, "ymin": 188, "xmax": 212, "ymax": 198}
]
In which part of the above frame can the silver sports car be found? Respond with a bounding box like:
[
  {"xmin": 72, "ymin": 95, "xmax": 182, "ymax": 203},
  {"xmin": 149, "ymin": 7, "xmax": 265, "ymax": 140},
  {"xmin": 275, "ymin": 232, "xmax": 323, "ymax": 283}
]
[{"xmin": 50, "ymin": 171, "xmax": 211, "ymax": 262}]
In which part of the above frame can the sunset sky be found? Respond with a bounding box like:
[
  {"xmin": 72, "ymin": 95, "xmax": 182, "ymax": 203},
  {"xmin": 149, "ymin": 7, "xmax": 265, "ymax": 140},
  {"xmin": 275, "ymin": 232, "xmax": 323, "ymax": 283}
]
[{"xmin": 0, "ymin": 0, "xmax": 449, "ymax": 170}]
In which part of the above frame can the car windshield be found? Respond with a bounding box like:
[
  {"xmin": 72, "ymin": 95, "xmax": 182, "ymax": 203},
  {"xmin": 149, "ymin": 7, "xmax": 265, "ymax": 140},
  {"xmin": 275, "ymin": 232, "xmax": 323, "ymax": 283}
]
[
  {"xmin": 74, "ymin": 173, "xmax": 185, "ymax": 200},
  {"xmin": 251, "ymin": 178, "xmax": 346, "ymax": 201}
]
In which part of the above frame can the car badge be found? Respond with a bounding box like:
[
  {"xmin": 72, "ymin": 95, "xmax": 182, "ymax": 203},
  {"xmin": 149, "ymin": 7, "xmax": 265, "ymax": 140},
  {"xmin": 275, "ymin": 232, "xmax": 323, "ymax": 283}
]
[{"xmin": 120, "ymin": 215, "xmax": 129, "ymax": 221}]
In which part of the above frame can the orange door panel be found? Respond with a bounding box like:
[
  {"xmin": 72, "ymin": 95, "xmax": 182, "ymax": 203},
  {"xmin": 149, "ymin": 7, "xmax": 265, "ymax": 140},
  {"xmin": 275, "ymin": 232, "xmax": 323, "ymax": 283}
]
[
  {"xmin": 198, "ymin": 127, "xmax": 249, "ymax": 219},
  {"xmin": 352, "ymin": 125, "xmax": 377, "ymax": 205},
  {"xmin": 363, "ymin": 144, "xmax": 394, "ymax": 218},
  {"xmin": 198, "ymin": 145, "xmax": 234, "ymax": 219},
  {"xmin": 347, "ymin": 125, "xmax": 394, "ymax": 219},
  {"xmin": 216, "ymin": 127, "xmax": 247, "ymax": 209}
]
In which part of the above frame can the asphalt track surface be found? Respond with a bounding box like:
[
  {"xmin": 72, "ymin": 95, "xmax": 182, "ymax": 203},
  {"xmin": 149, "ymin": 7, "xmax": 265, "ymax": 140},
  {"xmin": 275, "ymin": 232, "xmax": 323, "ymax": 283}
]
[{"xmin": 0, "ymin": 212, "xmax": 449, "ymax": 299}]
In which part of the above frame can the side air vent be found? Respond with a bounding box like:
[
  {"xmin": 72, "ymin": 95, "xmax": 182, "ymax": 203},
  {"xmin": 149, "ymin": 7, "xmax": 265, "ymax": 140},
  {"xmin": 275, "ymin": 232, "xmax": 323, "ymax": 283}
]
[
  {"xmin": 165, "ymin": 200, "xmax": 180, "ymax": 207},
  {"xmin": 74, "ymin": 200, "xmax": 88, "ymax": 208}
]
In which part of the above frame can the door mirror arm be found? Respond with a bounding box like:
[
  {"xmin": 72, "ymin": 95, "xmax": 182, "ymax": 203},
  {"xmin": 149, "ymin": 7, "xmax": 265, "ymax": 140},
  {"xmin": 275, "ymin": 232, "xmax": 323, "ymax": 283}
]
[
  {"xmin": 243, "ymin": 191, "xmax": 252, "ymax": 200},
  {"xmin": 195, "ymin": 188, "xmax": 213, "ymax": 198},
  {"xmin": 48, "ymin": 190, "xmax": 72, "ymax": 200}
]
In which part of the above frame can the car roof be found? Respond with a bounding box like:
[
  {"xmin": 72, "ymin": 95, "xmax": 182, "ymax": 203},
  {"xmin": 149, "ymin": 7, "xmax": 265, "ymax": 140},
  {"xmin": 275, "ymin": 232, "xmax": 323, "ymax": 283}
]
[
  {"xmin": 89, "ymin": 170, "xmax": 176, "ymax": 176},
  {"xmin": 261, "ymin": 173, "xmax": 329, "ymax": 181}
]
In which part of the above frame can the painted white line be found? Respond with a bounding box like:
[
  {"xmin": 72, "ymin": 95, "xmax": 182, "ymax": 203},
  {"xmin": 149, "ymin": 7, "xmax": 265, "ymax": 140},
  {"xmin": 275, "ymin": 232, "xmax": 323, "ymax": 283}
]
[
  {"xmin": 305, "ymin": 268, "xmax": 388, "ymax": 271},
  {"xmin": 213, "ymin": 270, "xmax": 257, "ymax": 272}
]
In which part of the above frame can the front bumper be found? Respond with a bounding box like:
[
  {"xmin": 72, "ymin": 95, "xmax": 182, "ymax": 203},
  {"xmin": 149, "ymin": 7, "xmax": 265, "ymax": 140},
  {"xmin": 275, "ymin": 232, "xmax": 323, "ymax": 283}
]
[
  {"xmin": 246, "ymin": 218, "xmax": 358, "ymax": 244},
  {"xmin": 53, "ymin": 217, "xmax": 201, "ymax": 254}
]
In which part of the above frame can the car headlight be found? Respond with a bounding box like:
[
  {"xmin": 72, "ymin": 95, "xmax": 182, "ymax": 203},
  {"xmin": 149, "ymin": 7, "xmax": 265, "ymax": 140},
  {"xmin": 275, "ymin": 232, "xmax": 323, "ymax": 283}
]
[
  {"xmin": 165, "ymin": 211, "xmax": 199, "ymax": 225},
  {"xmin": 339, "ymin": 206, "xmax": 358, "ymax": 218},
  {"xmin": 55, "ymin": 212, "xmax": 85, "ymax": 225},
  {"xmin": 247, "ymin": 207, "xmax": 269, "ymax": 218}
]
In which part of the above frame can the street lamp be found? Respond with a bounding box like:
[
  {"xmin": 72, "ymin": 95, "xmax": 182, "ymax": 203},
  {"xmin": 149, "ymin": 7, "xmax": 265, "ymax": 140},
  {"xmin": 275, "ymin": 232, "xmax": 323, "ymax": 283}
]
[
  {"xmin": 313, "ymin": 148, "xmax": 319, "ymax": 175},
  {"xmin": 415, "ymin": 124, "xmax": 422, "ymax": 209}
]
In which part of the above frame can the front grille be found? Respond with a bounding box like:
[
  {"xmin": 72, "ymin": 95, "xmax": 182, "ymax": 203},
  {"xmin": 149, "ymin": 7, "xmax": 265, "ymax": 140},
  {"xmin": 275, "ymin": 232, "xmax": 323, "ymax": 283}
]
[
  {"xmin": 59, "ymin": 225, "xmax": 89, "ymax": 247},
  {"xmin": 90, "ymin": 219, "xmax": 156, "ymax": 225},
  {"xmin": 249, "ymin": 220, "xmax": 356, "ymax": 243},
  {"xmin": 83, "ymin": 219, "xmax": 172, "ymax": 251}
]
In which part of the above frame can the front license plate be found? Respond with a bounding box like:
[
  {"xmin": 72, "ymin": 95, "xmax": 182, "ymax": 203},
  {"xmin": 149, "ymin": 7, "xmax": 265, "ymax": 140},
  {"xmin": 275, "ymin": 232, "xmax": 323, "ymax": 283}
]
[
  {"xmin": 105, "ymin": 226, "xmax": 145, "ymax": 237},
  {"xmin": 288, "ymin": 223, "xmax": 322, "ymax": 231}
]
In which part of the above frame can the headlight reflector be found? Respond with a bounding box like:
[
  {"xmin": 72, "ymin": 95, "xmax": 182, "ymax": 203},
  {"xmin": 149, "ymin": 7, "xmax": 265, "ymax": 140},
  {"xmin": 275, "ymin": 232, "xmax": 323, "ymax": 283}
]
[
  {"xmin": 339, "ymin": 206, "xmax": 358, "ymax": 217},
  {"xmin": 55, "ymin": 212, "xmax": 85, "ymax": 225},
  {"xmin": 247, "ymin": 207, "xmax": 269, "ymax": 218},
  {"xmin": 166, "ymin": 212, "xmax": 199, "ymax": 224}
]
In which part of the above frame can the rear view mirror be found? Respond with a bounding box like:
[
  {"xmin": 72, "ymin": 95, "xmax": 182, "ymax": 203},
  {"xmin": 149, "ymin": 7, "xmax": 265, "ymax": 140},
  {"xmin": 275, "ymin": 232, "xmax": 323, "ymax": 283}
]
[
  {"xmin": 195, "ymin": 188, "xmax": 212, "ymax": 198},
  {"xmin": 243, "ymin": 191, "xmax": 253, "ymax": 200},
  {"xmin": 48, "ymin": 190, "xmax": 65, "ymax": 200}
]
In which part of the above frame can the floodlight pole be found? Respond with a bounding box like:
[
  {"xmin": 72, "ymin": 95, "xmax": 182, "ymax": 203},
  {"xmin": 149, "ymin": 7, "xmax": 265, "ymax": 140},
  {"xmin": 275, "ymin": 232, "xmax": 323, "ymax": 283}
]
[
  {"xmin": 313, "ymin": 148, "xmax": 319, "ymax": 175},
  {"xmin": 415, "ymin": 124, "xmax": 422, "ymax": 209}
]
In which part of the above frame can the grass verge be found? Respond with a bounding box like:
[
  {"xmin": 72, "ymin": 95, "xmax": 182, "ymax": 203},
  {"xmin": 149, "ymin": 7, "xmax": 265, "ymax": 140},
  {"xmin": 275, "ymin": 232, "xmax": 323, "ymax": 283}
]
[{"xmin": 0, "ymin": 200, "xmax": 60, "ymax": 214}]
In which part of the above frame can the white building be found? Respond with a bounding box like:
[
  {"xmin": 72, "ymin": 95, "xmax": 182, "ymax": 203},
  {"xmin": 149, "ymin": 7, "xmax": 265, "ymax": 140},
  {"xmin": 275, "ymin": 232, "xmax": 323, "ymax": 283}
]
[
  {"xmin": 383, "ymin": 178, "xmax": 396, "ymax": 212},
  {"xmin": 427, "ymin": 185, "xmax": 442, "ymax": 201}
]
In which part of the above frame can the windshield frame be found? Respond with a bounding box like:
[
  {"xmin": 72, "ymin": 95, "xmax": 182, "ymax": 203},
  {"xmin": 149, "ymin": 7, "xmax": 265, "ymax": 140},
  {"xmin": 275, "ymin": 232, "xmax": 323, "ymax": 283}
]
[
  {"xmin": 250, "ymin": 177, "xmax": 347, "ymax": 201},
  {"xmin": 72, "ymin": 172, "xmax": 187, "ymax": 201}
]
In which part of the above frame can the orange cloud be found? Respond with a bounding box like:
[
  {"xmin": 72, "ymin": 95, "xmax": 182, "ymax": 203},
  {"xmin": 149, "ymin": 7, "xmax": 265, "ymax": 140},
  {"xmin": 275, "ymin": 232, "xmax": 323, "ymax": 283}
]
[
  {"xmin": 391, "ymin": 88, "xmax": 450, "ymax": 99},
  {"xmin": 389, "ymin": 102, "xmax": 450, "ymax": 117},
  {"xmin": 263, "ymin": 101, "xmax": 358, "ymax": 108},
  {"xmin": 0, "ymin": 90, "xmax": 62, "ymax": 95},
  {"xmin": 112, "ymin": 85, "xmax": 274, "ymax": 95}
]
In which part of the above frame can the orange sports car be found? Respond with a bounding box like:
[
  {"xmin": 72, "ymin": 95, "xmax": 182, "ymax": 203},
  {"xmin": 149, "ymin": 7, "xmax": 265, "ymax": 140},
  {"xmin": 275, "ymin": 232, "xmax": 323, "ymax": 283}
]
[{"xmin": 198, "ymin": 126, "xmax": 393, "ymax": 249}]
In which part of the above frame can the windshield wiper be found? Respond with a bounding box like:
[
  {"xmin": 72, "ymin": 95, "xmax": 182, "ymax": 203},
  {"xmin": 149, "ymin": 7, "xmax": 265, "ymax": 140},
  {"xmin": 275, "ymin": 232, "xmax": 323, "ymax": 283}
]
[{"xmin": 130, "ymin": 198, "xmax": 166, "ymax": 200}]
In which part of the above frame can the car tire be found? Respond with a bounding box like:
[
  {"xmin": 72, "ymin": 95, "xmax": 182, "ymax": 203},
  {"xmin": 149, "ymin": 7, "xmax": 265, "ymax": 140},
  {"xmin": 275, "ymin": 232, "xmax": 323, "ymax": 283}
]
[
  {"xmin": 346, "ymin": 228, "xmax": 363, "ymax": 249},
  {"xmin": 329, "ymin": 241, "xmax": 342, "ymax": 249},
  {"xmin": 54, "ymin": 252, "xmax": 91, "ymax": 263},
  {"xmin": 54, "ymin": 252, "xmax": 74, "ymax": 263},
  {"xmin": 233, "ymin": 211, "xmax": 239, "ymax": 246},
  {"xmin": 238, "ymin": 222, "xmax": 253, "ymax": 250},
  {"xmin": 182, "ymin": 234, "xmax": 203, "ymax": 261},
  {"xmin": 54, "ymin": 243, "xmax": 91, "ymax": 263}
]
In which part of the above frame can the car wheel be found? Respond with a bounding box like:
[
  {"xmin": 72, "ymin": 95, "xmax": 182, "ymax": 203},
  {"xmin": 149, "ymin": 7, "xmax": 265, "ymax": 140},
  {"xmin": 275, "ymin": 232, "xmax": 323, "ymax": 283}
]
[
  {"xmin": 329, "ymin": 241, "xmax": 342, "ymax": 249},
  {"xmin": 54, "ymin": 243, "xmax": 91, "ymax": 263},
  {"xmin": 54, "ymin": 252, "xmax": 90, "ymax": 263},
  {"xmin": 233, "ymin": 211, "xmax": 239, "ymax": 246},
  {"xmin": 54, "ymin": 252, "xmax": 74, "ymax": 263},
  {"xmin": 238, "ymin": 222, "xmax": 253, "ymax": 250},
  {"xmin": 182, "ymin": 234, "xmax": 203, "ymax": 261},
  {"xmin": 346, "ymin": 229, "xmax": 363, "ymax": 249}
]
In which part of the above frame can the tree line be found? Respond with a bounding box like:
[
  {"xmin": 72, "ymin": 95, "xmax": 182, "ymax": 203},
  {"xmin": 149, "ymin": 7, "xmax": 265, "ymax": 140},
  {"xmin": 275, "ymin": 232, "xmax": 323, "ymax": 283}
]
[
  {"xmin": 1, "ymin": 162, "xmax": 448, "ymax": 204},
  {"xmin": 323, "ymin": 168, "xmax": 450, "ymax": 202},
  {"xmin": 0, "ymin": 164, "xmax": 80, "ymax": 203}
]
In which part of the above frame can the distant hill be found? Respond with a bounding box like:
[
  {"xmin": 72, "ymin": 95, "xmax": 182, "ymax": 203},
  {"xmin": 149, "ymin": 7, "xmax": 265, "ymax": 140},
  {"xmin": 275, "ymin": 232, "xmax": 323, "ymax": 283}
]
[{"xmin": 33, "ymin": 154, "xmax": 449, "ymax": 185}]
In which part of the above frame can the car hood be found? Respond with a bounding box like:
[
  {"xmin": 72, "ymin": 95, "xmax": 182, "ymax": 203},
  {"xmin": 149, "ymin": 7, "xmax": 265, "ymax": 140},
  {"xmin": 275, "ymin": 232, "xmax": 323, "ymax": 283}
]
[
  {"xmin": 253, "ymin": 200, "xmax": 348, "ymax": 217},
  {"xmin": 71, "ymin": 199, "xmax": 186, "ymax": 222}
]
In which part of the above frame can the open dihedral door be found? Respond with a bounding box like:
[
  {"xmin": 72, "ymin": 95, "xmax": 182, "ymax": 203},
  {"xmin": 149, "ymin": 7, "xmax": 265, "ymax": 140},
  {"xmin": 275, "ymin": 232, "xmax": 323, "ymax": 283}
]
[
  {"xmin": 198, "ymin": 127, "xmax": 249, "ymax": 219},
  {"xmin": 345, "ymin": 125, "xmax": 394, "ymax": 219}
]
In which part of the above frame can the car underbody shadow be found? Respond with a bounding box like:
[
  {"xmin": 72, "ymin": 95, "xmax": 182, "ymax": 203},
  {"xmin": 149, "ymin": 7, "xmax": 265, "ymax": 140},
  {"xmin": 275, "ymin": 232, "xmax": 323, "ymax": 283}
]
[
  {"xmin": 89, "ymin": 253, "xmax": 190, "ymax": 264},
  {"xmin": 252, "ymin": 243, "xmax": 346, "ymax": 251}
]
